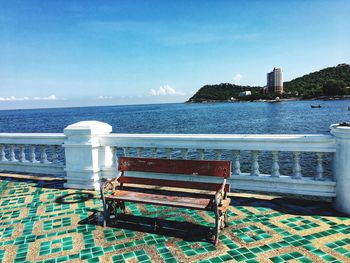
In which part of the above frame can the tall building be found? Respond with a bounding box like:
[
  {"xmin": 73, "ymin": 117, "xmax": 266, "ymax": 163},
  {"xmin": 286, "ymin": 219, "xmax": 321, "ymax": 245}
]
[{"xmin": 267, "ymin": 68, "xmax": 283, "ymax": 94}]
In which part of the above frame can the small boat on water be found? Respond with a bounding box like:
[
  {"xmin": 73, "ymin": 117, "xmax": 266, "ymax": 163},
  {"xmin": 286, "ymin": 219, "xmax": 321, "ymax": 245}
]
[
  {"xmin": 269, "ymin": 97, "xmax": 280, "ymax": 103},
  {"xmin": 311, "ymin": 104, "xmax": 321, "ymax": 108}
]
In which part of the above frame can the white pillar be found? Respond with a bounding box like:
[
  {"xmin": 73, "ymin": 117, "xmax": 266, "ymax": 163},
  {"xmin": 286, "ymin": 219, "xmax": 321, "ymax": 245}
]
[
  {"xmin": 330, "ymin": 123, "xmax": 350, "ymax": 215},
  {"xmin": 63, "ymin": 121, "xmax": 113, "ymax": 190}
]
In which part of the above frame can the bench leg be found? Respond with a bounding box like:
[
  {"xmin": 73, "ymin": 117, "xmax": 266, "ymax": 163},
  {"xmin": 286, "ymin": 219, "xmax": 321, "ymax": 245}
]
[
  {"xmin": 102, "ymin": 202, "xmax": 110, "ymax": 227},
  {"xmin": 223, "ymin": 212, "xmax": 228, "ymax": 227},
  {"xmin": 120, "ymin": 201, "xmax": 126, "ymax": 214},
  {"xmin": 214, "ymin": 206, "xmax": 221, "ymax": 245}
]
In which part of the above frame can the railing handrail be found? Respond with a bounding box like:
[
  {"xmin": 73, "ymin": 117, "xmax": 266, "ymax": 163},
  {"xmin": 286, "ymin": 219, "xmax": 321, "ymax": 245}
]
[
  {"xmin": 100, "ymin": 133, "xmax": 336, "ymax": 152},
  {"xmin": 0, "ymin": 133, "xmax": 65, "ymax": 145}
]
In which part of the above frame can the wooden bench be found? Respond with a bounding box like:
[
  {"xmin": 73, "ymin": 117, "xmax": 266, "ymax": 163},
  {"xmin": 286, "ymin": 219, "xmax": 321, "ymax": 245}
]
[{"xmin": 100, "ymin": 157, "xmax": 231, "ymax": 244}]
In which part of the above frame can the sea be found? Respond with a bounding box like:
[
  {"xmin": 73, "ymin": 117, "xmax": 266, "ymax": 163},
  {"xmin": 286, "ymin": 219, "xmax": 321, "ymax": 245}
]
[
  {"xmin": 0, "ymin": 99, "xmax": 349, "ymax": 178},
  {"xmin": 0, "ymin": 99, "xmax": 349, "ymax": 134}
]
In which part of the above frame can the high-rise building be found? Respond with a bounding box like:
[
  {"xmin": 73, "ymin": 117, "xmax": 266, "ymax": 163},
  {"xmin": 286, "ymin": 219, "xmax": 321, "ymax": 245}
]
[{"xmin": 267, "ymin": 68, "xmax": 283, "ymax": 94}]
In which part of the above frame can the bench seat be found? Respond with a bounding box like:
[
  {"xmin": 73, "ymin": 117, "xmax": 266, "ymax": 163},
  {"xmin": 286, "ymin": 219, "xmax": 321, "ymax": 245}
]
[{"xmin": 106, "ymin": 188, "xmax": 231, "ymax": 210}]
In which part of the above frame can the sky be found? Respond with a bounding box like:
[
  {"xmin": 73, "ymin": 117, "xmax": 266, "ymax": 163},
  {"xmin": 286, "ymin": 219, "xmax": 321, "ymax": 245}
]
[{"xmin": 0, "ymin": 0, "xmax": 350, "ymax": 109}]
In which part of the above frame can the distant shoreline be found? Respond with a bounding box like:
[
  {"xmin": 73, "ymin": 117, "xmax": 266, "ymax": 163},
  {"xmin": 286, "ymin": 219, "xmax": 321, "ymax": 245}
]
[{"xmin": 186, "ymin": 95, "xmax": 350, "ymax": 104}]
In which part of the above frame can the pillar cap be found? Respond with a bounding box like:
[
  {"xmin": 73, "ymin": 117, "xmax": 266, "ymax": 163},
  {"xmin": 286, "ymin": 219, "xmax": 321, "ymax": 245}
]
[
  {"xmin": 64, "ymin": 121, "xmax": 112, "ymax": 136},
  {"xmin": 330, "ymin": 123, "xmax": 350, "ymax": 139}
]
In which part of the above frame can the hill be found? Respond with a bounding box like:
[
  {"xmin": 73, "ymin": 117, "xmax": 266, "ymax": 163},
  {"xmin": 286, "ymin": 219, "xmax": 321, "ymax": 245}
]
[
  {"xmin": 188, "ymin": 64, "xmax": 350, "ymax": 102},
  {"xmin": 284, "ymin": 64, "xmax": 350, "ymax": 98},
  {"xmin": 187, "ymin": 84, "xmax": 263, "ymax": 103}
]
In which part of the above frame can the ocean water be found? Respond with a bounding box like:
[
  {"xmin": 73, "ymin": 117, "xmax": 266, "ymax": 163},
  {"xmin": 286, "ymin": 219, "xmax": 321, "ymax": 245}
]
[
  {"xmin": 0, "ymin": 99, "xmax": 349, "ymax": 178},
  {"xmin": 0, "ymin": 99, "xmax": 349, "ymax": 134}
]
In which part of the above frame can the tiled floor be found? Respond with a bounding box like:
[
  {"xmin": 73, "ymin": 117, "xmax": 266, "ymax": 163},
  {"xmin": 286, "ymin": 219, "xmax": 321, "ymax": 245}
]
[{"xmin": 0, "ymin": 175, "xmax": 349, "ymax": 262}]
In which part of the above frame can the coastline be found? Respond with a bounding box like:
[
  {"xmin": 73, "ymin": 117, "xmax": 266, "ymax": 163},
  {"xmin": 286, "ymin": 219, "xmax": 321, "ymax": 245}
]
[{"xmin": 186, "ymin": 95, "xmax": 350, "ymax": 104}]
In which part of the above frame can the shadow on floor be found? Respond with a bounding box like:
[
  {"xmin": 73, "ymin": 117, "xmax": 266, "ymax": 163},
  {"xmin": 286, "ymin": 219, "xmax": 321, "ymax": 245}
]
[
  {"xmin": 80, "ymin": 212, "xmax": 215, "ymax": 243},
  {"xmin": 231, "ymin": 195, "xmax": 346, "ymax": 217},
  {"xmin": 56, "ymin": 192, "xmax": 95, "ymax": 204}
]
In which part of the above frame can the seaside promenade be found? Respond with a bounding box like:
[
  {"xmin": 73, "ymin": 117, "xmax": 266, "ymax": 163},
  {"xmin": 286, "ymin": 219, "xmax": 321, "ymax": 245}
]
[
  {"xmin": 0, "ymin": 174, "xmax": 349, "ymax": 262},
  {"xmin": 0, "ymin": 120, "xmax": 349, "ymax": 262}
]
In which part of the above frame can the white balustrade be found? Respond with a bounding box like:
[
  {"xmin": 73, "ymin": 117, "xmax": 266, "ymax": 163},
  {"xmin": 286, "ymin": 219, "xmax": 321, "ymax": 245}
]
[
  {"xmin": 315, "ymin": 152, "xmax": 324, "ymax": 180},
  {"xmin": 9, "ymin": 145, "xmax": 17, "ymax": 162},
  {"xmin": 123, "ymin": 147, "xmax": 130, "ymax": 157},
  {"xmin": 136, "ymin": 147, "xmax": 144, "ymax": 157},
  {"xmin": 165, "ymin": 148, "xmax": 172, "ymax": 159},
  {"xmin": 271, "ymin": 151, "xmax": 280, "ymax": 177},
  {"xmin": 181, "ymin": 148, "xmax": 188, "ymax": 159},
  {"xmin": 250, "ymin": 151, "xmax": 260, "ymax": 176},
  {"xmin": 99, "ymin": 132, "xmax": 337, "ymax": 200},
  {"xmin": 0, "ymin": 133, "xmax": 65, "ymax": 176},
  {"xmin": 292, "ymin": 151, "xmax": 302, "ymax": 179},
  {"xmin": 0, "ymin": 145, "xmax": 7, "ymax": 161},
  {"xmin": 40, "ymin": 145, "xmax": 48, "ymax": 163},
  {"xmin": 214, "ymin": 149, "xmax": 222, "ymax": 160},
  {"xmin": 2, "ymin": 121, "xmax": 350, "ymax": 215},
  {"xmin": 151, "ymin": 148, "xmax": 157, "ymax": 158},
  {"xmin": 232, "ymin": 150, "xmax": 241, "ymax": 175},
  {"xmin": 19, "ymin": 145, "xmax": 26, "ymax": 162},
  {"xmin": 111, "ymin": 146, "xmax": 117, "ymax": 167},
  {"xmin": 30, "ymin": 145, "xmax": 37, "ymax": 163},
  {"xmin": 51, "ymin": 145, "xmax": 58, "ymax": 164},
  {"xmin": 197, "ymin": 149, "xmax": 205, "ymax": 160}
]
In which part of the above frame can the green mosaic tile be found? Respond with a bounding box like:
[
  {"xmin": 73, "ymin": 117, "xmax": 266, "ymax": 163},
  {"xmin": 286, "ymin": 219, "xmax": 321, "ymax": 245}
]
[
  {"xmin": 0, "ymin": 249, "xmax": 5, "ymax": 263},
  {"xmin": 235, "ymin": 225, "xmax": 272, "ymax": 243},
  {"xmin": 0, "ymin": 177, "xmax": 349, "ymax": 262},
  {"xmin": 326, "ymin": 238, "xmax": 350, "ymax": 258},
  {"xmin": 39, "ymin": 236, "xmax": 73, "ymax": 256},
  {"xmin": 42, "ymin": 217, "xmax": 72, "ymax": 231},
  {"xmin": 0, "ymin": 226, "xmax": 14, "ymax": 239}
]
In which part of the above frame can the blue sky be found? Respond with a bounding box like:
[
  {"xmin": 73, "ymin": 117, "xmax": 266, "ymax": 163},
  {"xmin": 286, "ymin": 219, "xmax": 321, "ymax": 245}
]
[{"xmin": 0, "ymin": 0, "xmax": 349, "ymax": 109}]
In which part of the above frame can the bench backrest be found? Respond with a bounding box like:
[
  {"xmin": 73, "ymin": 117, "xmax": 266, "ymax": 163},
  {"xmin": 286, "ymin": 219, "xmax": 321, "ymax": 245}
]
[{"xmin": 118, "ymin": 157, "xmax": 231, "ymax": 192}]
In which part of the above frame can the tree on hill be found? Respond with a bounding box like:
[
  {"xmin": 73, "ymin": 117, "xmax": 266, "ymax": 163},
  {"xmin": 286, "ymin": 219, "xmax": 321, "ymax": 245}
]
[
  {"xmin": 284, "ymin": 64, "xmax": 350, "ymax": 96},
  {"xmin": 322, "ymin": 80, "xmax": 347, "ymax": 96}
]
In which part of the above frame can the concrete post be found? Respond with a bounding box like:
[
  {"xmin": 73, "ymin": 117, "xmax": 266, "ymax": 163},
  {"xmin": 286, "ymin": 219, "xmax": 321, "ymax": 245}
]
[
  {"xmin": 63, "ymin": 121, "xmax": 113, "ymax": 190},
  {"xmin": 330, "ymin": 123, "xmax": 350, "ymax": 215}
]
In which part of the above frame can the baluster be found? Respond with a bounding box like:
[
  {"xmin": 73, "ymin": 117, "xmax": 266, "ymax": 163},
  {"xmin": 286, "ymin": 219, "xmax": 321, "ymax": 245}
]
[
  {"xmin": 165, "ymin": 148, "xmax": 172, "ymax": 159},
  {"xmin": 123, "ymin": 147, "xmax": 130, "ymax": 157},
  {"xmin": 51, "ymin": 145, "xmax": 58, "ymax": 164},
  {"xmin": 0, "ymin": 145, "xmax": 7, "ymax": 161},
  {"xmin": 214, "ymin": 149, "xmax": 222, "ymax": 160},
  {"xmin": 151, "ymin": 148, "xmax": 157, "ymax": 158},
  {"xmin": 250, "ymin": 151, "xmax": 260, "ymax": 176},
  {"xmin": 197, "ymin": 149, "xmax": 205, "ymax": 160},
  {"xmin": 271, "ymin": 151, "xmax": 280, "ymax": 177},
  {"xmin": 40, "ymin": 145, "xmax": 48, "ymax": 163},
  {"xmin": 181, "ymin": 148, "xmax": 189, "ymax": 159},
  {"xmin": 292, "ymin": 151, "xmax": 302, "ymax": 179},
  {"xmin": 111, "ymin": 146, "xmax": 117, "ymax": 168},
  {"xmin": 30, "ymin": 145, "xmax": 38, "ymax": 163},
  {"xmin": 9, "ymin": 144, "xmax": 17, "ymax": 162},
  {"xmin": 19, "ymin": 145, "xmax": 26, "ymax": 162},
  {"xmin": 136, "ymin": 147, "xmax": 144, "ymax": 157},
  {"xmin": 232, "ymin": 150, "xmax": 241, "ymax": 175},
  {"xmin": 315, "ymin": 152, "xmax": 324, "ymax": 180}
]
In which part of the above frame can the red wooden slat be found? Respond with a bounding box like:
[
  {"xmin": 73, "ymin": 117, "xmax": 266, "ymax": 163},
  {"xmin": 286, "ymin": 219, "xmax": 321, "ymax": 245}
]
[
  {"xmin": 106, "ymin": 190, "xmax": 212, "ymax": 210},
  {"xmin": 118, "ymin": 157, "xmax": 231, "ymax": 178},
  {"xmin": 118, "ymin": 176, "xmax": 230, "ymax": 192}
]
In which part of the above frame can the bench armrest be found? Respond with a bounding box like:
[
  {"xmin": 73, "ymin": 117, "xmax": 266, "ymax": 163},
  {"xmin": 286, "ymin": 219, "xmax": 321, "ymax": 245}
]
[
  {"xmin": 100, "ymin": 172, "xmax": 122, "ymax": 199},
  {"xmin": 214, "ymin": 179, "xmax": 228, "ymax": 206}
]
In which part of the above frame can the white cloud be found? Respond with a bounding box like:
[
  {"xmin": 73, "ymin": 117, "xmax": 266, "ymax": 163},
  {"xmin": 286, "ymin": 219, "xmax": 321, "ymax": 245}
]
[
  {"xmin": 33, "ymin": 95, "xmax": 57, "ymax": 101},
  {"xmin": 0, "ymin": 95, "xmax": 58, "ymax": 102},
  {"xmin": 97, "ymin": 95, "xmax": 113, "ymax": 99},
  {"xmin": 234, "ymin": 73, "xmax": 243, "ymax": 84},
  {"xmin": 149, "ymin": 85, "xmax": 185, "ymax": 96}
]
